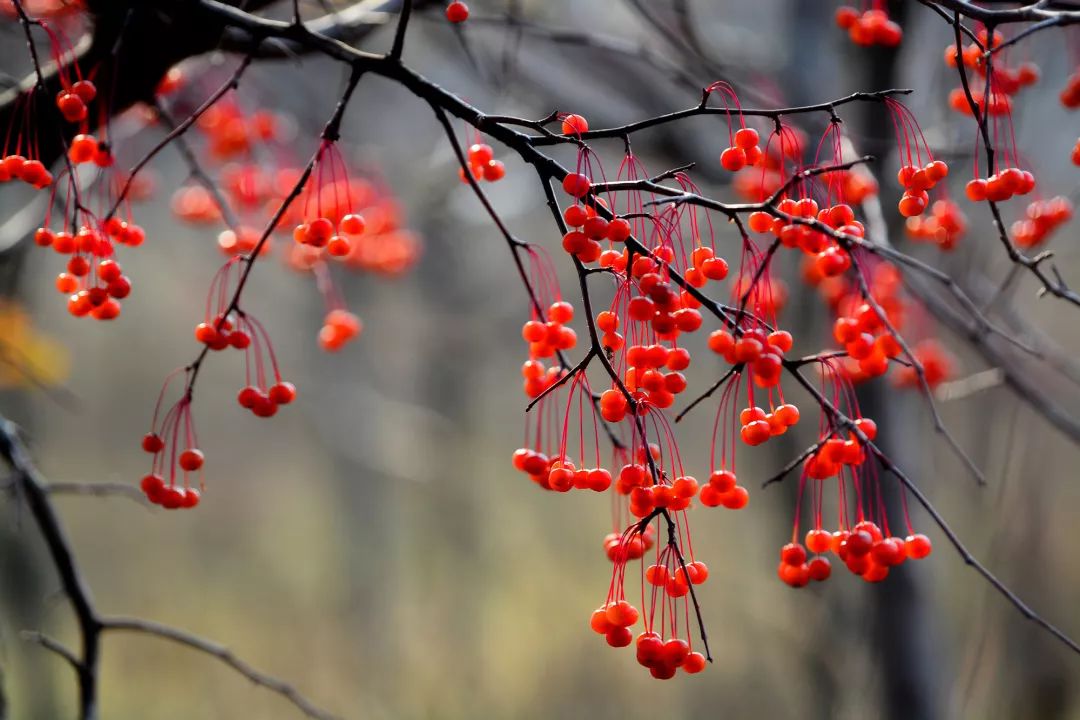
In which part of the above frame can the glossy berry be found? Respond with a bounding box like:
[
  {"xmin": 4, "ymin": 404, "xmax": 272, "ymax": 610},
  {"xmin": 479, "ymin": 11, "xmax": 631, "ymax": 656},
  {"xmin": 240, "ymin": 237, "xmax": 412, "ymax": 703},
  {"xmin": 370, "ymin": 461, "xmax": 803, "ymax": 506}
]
[{"xmin": 445, "ymin": 1, "xmax": 468, "ymax": 22}]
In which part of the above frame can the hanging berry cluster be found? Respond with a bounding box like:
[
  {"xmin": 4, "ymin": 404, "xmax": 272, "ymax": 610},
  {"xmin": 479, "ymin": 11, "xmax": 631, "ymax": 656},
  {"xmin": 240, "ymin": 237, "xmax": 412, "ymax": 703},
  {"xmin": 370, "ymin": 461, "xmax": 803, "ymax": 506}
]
[
  {"xmin": 946, "ymin": 29, "xmax": 1040, "ymax": 117},
  {"xmin": 779, "ymin": 361, "xmax": 932, "ymax": 587},
  {"xmin": 834, "ymin": 4, "xmax": 902, "ymax": 47},
  {"xmin": 140, "ymin": 370, "xmax": 204, "ymax": 510},
  {"xmin": 460, "ymin": 134, "xmax": 506, "ymax": 183}
]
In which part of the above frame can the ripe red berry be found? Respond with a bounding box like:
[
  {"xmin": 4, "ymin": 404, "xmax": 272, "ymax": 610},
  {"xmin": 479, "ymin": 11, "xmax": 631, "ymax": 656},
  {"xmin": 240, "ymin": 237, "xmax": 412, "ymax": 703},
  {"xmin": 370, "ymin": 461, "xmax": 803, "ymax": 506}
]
[
  {"xmin": 141, "ymin": 433, "xmax": 165, "ymax": 453},
  {"xmin": 605, "ymin": 600, "xmax": 639, "ymax": 627},
  {"xmin": 445, "ymin": 1, "xmax": 468, "ymax": 23},
  {"xmin": 720, "ymin": 147, "xmax": 746, "ymax": 172},
  {"xmin": 339, "ymin": 213, "xmax": 366, "ymax": 236},
  {"xmin": 178, "ymin": 448, "xmax": 205, "ymax": 472},
  {"xmin": 561, "ymin": 114, "xmax": 588, "ymax": 136},
  {"xmin": 71, "ymin": 80, "xmax": 97, "ymax": 103},
  {"xmin": 734, "ymin": 127, "xmax": 759, "ymax": 150},
  {"xmin": 268, "ymin": 381, "xmax": 297, "ymax": 405},
  {"xmin": 905, "ymin": 533, "xmax": 933, "ymax": 559},
  {"xmin": 140, "ymin": 474, "xmax": 166, "ymax": 503},
  {"xmin": 57, "ymin": 92, "xmax": 87, "ymax": 122},
  {"xmin": 808, "ymin": 556, "xmax": 832, "ymax": 582},
  {"xmin": 683, "ymin": 651, "xmax": 707, "ymax": 674},
  {"xmin": 562, "ymin": 173, "xmax": 591, "ymax": 198}
]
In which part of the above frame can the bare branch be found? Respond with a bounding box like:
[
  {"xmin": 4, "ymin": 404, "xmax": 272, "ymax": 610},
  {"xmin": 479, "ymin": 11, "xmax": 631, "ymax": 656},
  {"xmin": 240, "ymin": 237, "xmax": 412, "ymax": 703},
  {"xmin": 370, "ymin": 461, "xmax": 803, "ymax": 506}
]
[{"xmin": 101, "ymin": 617, "xmax": 340, "ymax": 720}]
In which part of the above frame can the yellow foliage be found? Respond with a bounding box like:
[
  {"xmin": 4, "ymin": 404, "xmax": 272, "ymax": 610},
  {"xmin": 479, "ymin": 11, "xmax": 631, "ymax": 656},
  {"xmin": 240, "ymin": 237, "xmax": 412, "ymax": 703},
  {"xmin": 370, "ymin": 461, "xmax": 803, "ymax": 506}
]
[{"xmin": 0, "ymin": 301, "xmax": 70, "ymax": 389}]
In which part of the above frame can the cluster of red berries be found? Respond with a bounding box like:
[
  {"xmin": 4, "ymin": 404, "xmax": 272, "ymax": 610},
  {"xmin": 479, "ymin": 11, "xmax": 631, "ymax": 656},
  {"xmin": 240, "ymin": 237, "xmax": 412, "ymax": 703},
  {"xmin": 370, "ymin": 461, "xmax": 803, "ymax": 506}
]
[
  {"xmin": 780, "ymin": 521, "xmax": 932, "ymax": 587},
  {"xmin": 730, "ymin": 125, "xmax": 807, "ymax": 200},
  {"xmin": 596, "ymin": 533, "xmax": 709, "ymax": 679},
  {"xmin": 544, "ymin": 458, "xmax": 612, "ymax": 493},
  {"xmin": 905, "ymin": 199, "xmax": 967, "ymax": 251},
  {"xmin": 521, "ymin": 301, "xmax": 578, "ymax": 363},
  {"xmin": 139, "ymin": 387, "xmax": 203, "ymax": 509},
  {"xmin": 140, "ymin": 463, "xmax": 202, "ymax": 509},
  {"xmin": 193, "ymin": 262, "xmax": 298, "ymax": 417},
  {"xmin": 196, "ymin": 100, "xmax": 280, "ymax": 161},
  {"xmin": 649, "ymin": 559, "xmax": 709, "ymax": 599},
  {"xmin": 894, "ymin": 339, "xmax": 954, "ymax": 390},
  {"xmin": 719, "ymin": 127, "xmax": 763, "ymax": 172},
  {"xmin": 964, "ymin": 167, "xmax": 1035, "ymax": 203},
  {"xmin": 835, "ymin": 6, "xmax": 902, "ymax": 47},
  {"xmin": 294, "ymin": 212, "xmax": 366, "ymax": 256},
  {"xmin": 0, "ymin": 153, "xmax": 52, "ymax": 187},
  {"xmin": 947, "ymin": 87, "xmax": 1013, "ymax": 117},
  {"xmin": 707, "ymin": 327, "xmax": 793, "ymax": 390},
  {"xmin": 622, "ymin": 470, "xmax": 696, "ymax": 517},
  {"xmin": 511, "ymin": 447, "xmax": 559, "ymax": 490},
  {"xmin": 945, "ymin": 31, "xmax": 1040, "ymax": 96},
  {"xmin": 460, "ymin": 142, "xmax": 505, "ymax": 183},
  {"xmin": 804, "ymin": 420, "xmax": 876, "ymax": 480},
  {"xmin": 737, "ymin": 402, "xmax": 801, "ymax": 446},
  {"xmin": 56, "ymin": 78, "xmax": 95, "ymax": 123},
  {"xmin": 1011, "ymin": 196, "xmax": 1073, "ymax": 249},
  {"xmin": 37, "ymin": 221, "xmax": 140, "ymax": 320},
  {"xmin": 752, "ymin": 198, "xmax": 863, "ymax": 279},
  {"xmin": 601, "ymin": 524, "xmax": 656, "ymax": 561},
  {"xmin": 596, "ymin": 344, "xmax": 688, "ymax": 418},
  {"xmin": 589, "ymin": 599, "xmax": 640, "ymax": 649},
  {"xmin": 698, "ymin": 468, "xmax": 750, "ymax": 509},
  {"xmin": 445, "ymin": 1, "xmax": 467, "ymax": 23},
  {"xmin": 832, "ymin": 298, "xmax": 900, "ymax": 380},
  {"xmin": 896, "ymin": 160, "xmax": 949, "ymax": 218},
  {"xmin": 612, "ymin": 257, "xmax": 704, "ymax": 343},
  {"xmin": 67, "ymin": 133, "xmax": 113, "ymax": 166},
  {"xmin": 561, "ymin": 204, "xmax": 631, "ymax": 264},
  {"xmin": 519, "ymin": 362, "xmax": 563, "ymax": 407},
  {"xmin": 317, "ymin": 308, "xmax": 362, "ymax": 352},
  {"xmin": 139, "ymin": 442, "xmax": 202, "ymax": 509}
]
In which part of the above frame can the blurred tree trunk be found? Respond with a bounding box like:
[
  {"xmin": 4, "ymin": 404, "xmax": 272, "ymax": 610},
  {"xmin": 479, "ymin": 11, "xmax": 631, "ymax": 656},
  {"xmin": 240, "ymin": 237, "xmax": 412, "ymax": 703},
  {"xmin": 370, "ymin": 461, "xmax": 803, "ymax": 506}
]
[{"xmin": 0, "ymin": 246, "xmax": 61, "ymax": 719}]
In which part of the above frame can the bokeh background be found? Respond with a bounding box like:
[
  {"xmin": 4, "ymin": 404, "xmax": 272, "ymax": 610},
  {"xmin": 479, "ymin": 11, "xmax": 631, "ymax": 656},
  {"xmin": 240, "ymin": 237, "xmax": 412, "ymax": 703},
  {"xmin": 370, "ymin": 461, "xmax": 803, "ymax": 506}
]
[{"xmin": 2, "ymin": 1, "xmax": 1079, "ymax": 718}]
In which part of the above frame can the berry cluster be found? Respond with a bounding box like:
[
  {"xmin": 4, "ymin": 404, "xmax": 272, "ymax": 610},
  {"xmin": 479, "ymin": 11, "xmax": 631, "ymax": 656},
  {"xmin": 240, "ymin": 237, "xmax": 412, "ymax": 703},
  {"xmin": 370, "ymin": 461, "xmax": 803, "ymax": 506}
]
[
  {"xmin": 0, "ymin": 152, "xmax": 52, "ymax": 187},
  {"xmin": 460, "ymin": 140, "xmax": 505, "ymax": 183},
  {"xmin": 905, "ymin": 199, "xmax": 967, "ymax": 251},
  {"xmin": 140, "ymin": 373, "xmax": 204, "ymax": 509},
  {"xmin": 896, "ymin": 160, "xmax": 949, "ymax": 217},
  {"xmin": 780, "ymin": 522, "xmax": 932, "ymax": 588},
  {"xmin": 591, "ymin": 524, "xmax": 708, "ymax": 679},
  {"xmin": 41, "ymin": 221, "xmax": 140, "ymax": 321},
  {"xmin": 835, "ymin": 6, "xmax": 902, "ymax": 47},
  {"xmin": 830, "ymin": 269, "xmax": 903, "ymax": 381},
  {"xmin": 894, "ymin": 339, "xmax": 954, "ymax": 390},
  {"xmin": 698, "ymin": 86, "xmax": 765, "ymax": 170},
  {"xmin": 1011, "ymin": 196, "xmax": 1073, "ymax": 249},
  {"xmin": 945, "ymin": 29, "xmax": 1040, "ymax": 117},
  {"xmin": 964, "ymin": 167, "xmax": 1035, "ymax": 203},
  {"xmin": 56, "ymin": 77, "xmax": 95, "ymax": 123}
]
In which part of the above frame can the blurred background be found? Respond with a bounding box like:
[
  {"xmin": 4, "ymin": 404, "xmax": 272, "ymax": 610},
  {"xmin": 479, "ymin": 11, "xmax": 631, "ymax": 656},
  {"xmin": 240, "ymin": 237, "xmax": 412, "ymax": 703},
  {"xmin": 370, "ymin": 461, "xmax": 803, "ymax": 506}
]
[{"xmin": 1, "ymin": 1, "xmax": 1079, "ymax": 718}]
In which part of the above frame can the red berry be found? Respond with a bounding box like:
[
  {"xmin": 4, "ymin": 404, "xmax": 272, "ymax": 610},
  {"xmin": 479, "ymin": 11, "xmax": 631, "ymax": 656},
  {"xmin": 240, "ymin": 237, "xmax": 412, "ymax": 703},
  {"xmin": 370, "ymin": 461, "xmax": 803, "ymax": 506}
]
[
  {"xmin": 561, "ymin": 114, "xmax": 588, "ymax": 136},
  {"xmin": 562, "ymin": 173, "xmax": 591, "ymax": 198},
  {"xmin": 268, "ymin": 381, "xmax": 297, "ymax": 405},
  {"xmin": 445, "ymin": 1, "xmax": 468, "ymax": 22},
  {"xmin": 178, "ymin": 448, "xmax": 204, "ymax": 472},
  {"xmin": 683, "ymin": 651, "xmax": 707, "ymax": 674}
]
